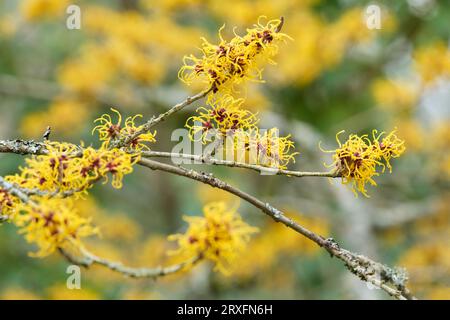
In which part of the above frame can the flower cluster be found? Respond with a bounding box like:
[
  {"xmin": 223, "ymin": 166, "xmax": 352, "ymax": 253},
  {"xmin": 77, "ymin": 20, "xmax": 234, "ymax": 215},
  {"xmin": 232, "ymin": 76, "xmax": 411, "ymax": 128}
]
[
  {"xmin": 186, "ymin": 95, "xmax": 258, "ymax": 142},
  {"xmin": 179, "ymin": 16, "xmax": 289, "ymax": 96},
  {"xmin": 181, "ymin": 18, "xmax": 299, "ymax": 170},
  {"xmin": 93, "ymin": 108, "xmax": 157, "ymax": 150},
  {"xmin": 1, "ymin": 111, "xmax": 146, "ymax": 259},
  {"xmin": 326, "ymin": 129, "xmax": 405, "ymax": 196},
  {"xmin": 79, "ymin": 147, "xmax": 137, "ymax": 189},
  {"xmin": 13, "ymin": 198, "xmax": 98, "ymax": 257},
  {"xmin": 7, "ymin": 142, "xmax": 82, "ymax": 194},
  {"xmin": 249, "ymin": 128, "xmax": 298, "ymax": 170},
  {"xmin": 6, "ymin": 141, "xmax": 138, "ymax": 195},
  {"xmin": 168, "ymin": 202, "xmax": 258, "ymax": 275},
  {"xmin": 226, "ymin": 128, "xmax": 298, "ymax": 170}
]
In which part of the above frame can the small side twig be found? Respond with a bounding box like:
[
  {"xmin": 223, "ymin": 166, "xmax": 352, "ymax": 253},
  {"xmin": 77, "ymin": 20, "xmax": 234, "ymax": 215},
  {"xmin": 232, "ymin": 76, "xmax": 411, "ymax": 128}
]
[
  {"xmin": 60, "ymin": 244, "xmax": 202, "ymax": 279},
  {"xmin": 117, "ymin": 87, "xmax": 213, "ymax": 148},
  {"xmin": 141, "ymin": 150, "xmax": 339, "ymax": 178}
]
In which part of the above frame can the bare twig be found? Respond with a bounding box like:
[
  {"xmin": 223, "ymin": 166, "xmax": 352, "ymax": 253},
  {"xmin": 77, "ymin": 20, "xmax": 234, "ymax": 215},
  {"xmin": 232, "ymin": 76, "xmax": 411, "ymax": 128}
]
[
  {"xmin": 0, "ymin": 139, "xmax": 48, "ymax": 155},
  {"xmin": 117, "ymin": 87, "xmax": 212, "ymax": 148},
  {"xmin": 141, "ymin": 150, "xmax": 339, "ymax": 178},
  {"xmin": 60, "ymin": 245, "xmax": 202, "ymax": 279}
]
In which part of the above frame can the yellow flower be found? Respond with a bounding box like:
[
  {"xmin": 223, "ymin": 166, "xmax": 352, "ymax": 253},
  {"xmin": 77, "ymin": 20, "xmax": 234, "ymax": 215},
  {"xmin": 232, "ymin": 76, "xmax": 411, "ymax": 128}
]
[
  {"xmin": 80, "ymin": 147, "xmax": 138, "ymax": 189},
  {"xmin": 0, "ymin": 187, "xmax": 19, "ymax": 218},
  {"xmin": 168, "ymin": 202, "xmax": 258, "ymax": 275},
  {"xmin": 373, "ymin": 129, "xmax": 406, "ymax": 172},
  {"xmin": 251, "ymin": 128, "xmax": 298, "ymax": 170},
  {"xmin": 186, "ymin": 95, "xmax": 259, "ymax": 142},
  {"xmin": 92, "ymin": 108, "xmax": 157, "ymax": 150},
  {"xmin": 13, "ymin": 198, "xmax": 98, "ymax": 257},
  {"xmin": 179, "ymin": 16, "xmax": 290, "ymax": 97},
  {"xmin": 324, "ymin": 129, "xmax": 405, "ymax": 196},
  {"xmin": 6, "ymin": 142, "xmax": 137, "ymax": 195},
  {"xmin": 228, "ymin": 128, "xmax": 299, "ymax": 170},
  {"xmin": 93, "ymin": 109, "xmax": 123, "ymax": 143},
  {"xmin": 9, "ymin": 142, "xmax": 84, "ymax": 194}
]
